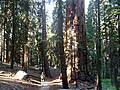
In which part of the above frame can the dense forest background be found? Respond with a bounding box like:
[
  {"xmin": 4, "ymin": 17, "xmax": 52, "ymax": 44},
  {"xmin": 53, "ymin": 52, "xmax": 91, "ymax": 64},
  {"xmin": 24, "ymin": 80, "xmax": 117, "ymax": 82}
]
[{"xmin": 0, "ymin": 0, "xmax": 120, "ymax": 90}]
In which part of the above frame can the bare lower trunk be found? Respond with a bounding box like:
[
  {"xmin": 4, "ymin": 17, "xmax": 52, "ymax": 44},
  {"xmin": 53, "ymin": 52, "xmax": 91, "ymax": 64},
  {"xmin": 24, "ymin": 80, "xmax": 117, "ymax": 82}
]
[{"xmin": 23, "ymin": 45, "xmax": 29, "ymax": 72}]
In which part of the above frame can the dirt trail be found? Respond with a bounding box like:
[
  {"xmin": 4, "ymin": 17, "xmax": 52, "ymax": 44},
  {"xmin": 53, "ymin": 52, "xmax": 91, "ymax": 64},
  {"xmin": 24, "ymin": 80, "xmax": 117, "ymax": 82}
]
[
  {"xmin": 0, "ymin": 75, "xmax": 62, "ymax": 90},
  {"xmin": 0, "ymin": 63, "xmax": 95, "ymax": 90}
]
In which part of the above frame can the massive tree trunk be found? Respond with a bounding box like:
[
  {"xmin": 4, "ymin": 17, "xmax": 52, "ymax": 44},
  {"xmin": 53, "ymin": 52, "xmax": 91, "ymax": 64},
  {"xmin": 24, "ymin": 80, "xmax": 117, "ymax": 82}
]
[
  {"xmin": 77, "ymin": 0, "xmax": 88, "ymax": 80},
  {"xmin": 65, "ymin": 0, "xmax": 88, "ymax": 83}
]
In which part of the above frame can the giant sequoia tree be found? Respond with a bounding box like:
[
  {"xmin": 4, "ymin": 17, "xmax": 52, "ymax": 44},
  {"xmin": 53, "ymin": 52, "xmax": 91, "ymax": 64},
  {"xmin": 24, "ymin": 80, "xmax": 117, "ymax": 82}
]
[{"xmin": 0, "ymin": 0, "xmax": 119, "ymax": 89}]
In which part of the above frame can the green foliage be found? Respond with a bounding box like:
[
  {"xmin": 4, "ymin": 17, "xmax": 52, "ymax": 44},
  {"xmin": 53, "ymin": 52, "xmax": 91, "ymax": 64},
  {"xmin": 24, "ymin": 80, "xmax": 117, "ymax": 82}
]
[
  {"xmin": 102, "ymin": 79, "xmax": 116, "ymax": 90},
  {"xmin": 86, "ymin": 0, "xmax": 97, "ymax": 62},
  {"xmin": 87, "ymin": 0, "xmax": 120, "ymax": 89}
]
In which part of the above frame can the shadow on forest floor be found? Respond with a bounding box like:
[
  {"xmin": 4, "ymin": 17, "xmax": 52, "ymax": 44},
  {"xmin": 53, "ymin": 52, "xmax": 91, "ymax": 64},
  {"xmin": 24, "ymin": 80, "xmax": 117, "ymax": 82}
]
[
  {"xmin": 1, "ymin": 63, "xmax": 111, "ymax": 90},
  {"xmin": 0, "ymin": 63, "xmax": 62, "ymax": 90}
]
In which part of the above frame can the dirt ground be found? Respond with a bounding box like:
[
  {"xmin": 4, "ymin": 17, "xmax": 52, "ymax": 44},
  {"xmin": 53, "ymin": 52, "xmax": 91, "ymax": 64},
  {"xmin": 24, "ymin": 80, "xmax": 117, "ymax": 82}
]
[
  {"xmin": 0, "ymin": 63, "xmax": 95, "ymax": 90},
  {"xmin": 0, "ymin": 63, "xmax": 62, "ymax": 90},
  {"xmin": 0, "ymin": 76, "xmax": 62, "ymax": 90}
]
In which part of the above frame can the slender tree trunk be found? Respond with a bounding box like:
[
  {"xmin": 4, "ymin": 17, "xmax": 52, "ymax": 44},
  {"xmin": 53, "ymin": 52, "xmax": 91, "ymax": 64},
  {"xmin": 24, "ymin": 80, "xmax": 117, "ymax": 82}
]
[
  {"xmin": 118, "ymin": 0, "xmax": 120, "ymax": 76},
  {"xmin": 109, "ymin": 22, "xmax": 113, "ymax": 84},
  {"xmin": 4, "ymin": 0, "xmax": 8, "ymax": 63},
  {"xmin": 96, "ymin": 0, "xmax": 102, "ymax": 89},
  {"xmin": 41, "ymin": 0, "xmax": 51, "ymax": 78},
  {"xmin": 58, "ymin": 0, "xmax": 69, "ymax": 88},
  {"xmin": 23, "ymin": 45, "xmax": 29, "ymax": 72},
  {"xmin": 114, "ymin": 2, "xmax": 120, "ymax": 89},
  {"xmin": 6, "ymin": 37, "xmax": 9, "ymax": 63},
  {"xmin": 5, "ymin": 3, "xmax": 11, "ymax": 63},
  {"xmin": 22, "ymin": 45, "xmax": 24, "ymax": 68},
  {"xmin": 11, "ymin": 0, "xmax": 15, "ymax": 69},
  {"xmin": 0, "ymin": 11, "xmax": 2, "ymax": 62},
  {"xmin": 29, "ymin": 49, "xmax": 32, "ymax": 66},
  {"xmin": 21, "ymin": 0, "xmax": 29, "ymax": 71},
  {"xmin": 0, "ymin": 45, "xmax": 1, "ymax": 62},
  {"xmin": 3, "ymin": 0, "xmax": 6, "ymax": 63}
]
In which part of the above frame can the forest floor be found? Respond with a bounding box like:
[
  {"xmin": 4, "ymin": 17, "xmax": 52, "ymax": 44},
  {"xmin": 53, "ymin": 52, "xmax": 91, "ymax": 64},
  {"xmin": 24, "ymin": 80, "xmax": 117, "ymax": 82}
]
[
  {"xmin": 0, "ymin": 63, "xmax": 95, "ymax": 90},
  {"xmin": 0, "ymin": 63, "xmax": 62, "ymax": 90}
]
